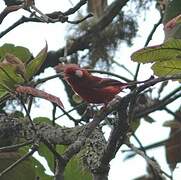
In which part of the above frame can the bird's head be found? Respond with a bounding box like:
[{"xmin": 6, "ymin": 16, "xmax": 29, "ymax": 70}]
[
  {"xmin": 54, "ymin": 63, "xmax": 90, "ymax": 81},
  {"xmin": 63, "ymin": 64, "xmax": 84, "ymax": 78}
]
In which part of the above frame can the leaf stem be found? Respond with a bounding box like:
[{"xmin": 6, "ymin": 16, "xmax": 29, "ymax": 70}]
[{"xmin": 134, "ymin": 15, "xmax": 163, "ymax": 81}]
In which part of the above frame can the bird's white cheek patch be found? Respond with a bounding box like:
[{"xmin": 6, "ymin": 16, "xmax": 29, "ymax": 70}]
[{"xmin": 75, "ymin": 70, "xmax": 83, "ymax": 78}]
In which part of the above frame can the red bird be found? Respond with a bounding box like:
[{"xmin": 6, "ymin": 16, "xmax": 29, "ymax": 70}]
[{"xmin": 55, "ymin": 64, "xmax": 132, "ymax": 104}]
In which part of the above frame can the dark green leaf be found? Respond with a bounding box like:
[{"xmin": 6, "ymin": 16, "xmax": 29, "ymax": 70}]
[
  {"xmin": 31, "ymin": 156, "xmax": 53, "ymax": 180},
  {"xmin": 38, "ymin": 144, "xmax": 92, "ymax": 180},
  {"xmin": 0, "ymin": 152, "xmax": 36, "ymax": 180},
  {"xmin": 0, "ymin": 87, "xmax": 8, "ymax": 98},
  {"xmin": 64, "ymin": 154, "xmax": 92, "ymax": 180},
  {"xmin": 20, "ymin": 146, "xmax": 52, "ymax": 180},
  {"xmin": 55, "ymin": 145, "xmax": 92, "ymax": 180},
  {"xmin": 33, "ymin": 117, "xmax": 52, "ymax": 124},
  {"xmin": 38, "ymin": 143, "xmax": 54, "ymax": 172}
]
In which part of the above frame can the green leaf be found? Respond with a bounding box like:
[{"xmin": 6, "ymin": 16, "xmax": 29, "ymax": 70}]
[
  {"xmin": 20, "ymin": 146, "xmax": 52, "ymax": 180},
  {"xmin": 0, "ymin": 152, "xmax": 36, "ymax": 180},
  {"xmin": 38, "ymin": 145, "xmax": 68, "ymax": 174},
  {"xmin": 26, "ymin": 44, "xmax": 48, "ymax": 80},
  {"xmin": 0, "ymin": 44, "xmax": 32, "ymax": 63},
  {"xmin": 33, "ymin": 117, "xmax": 52, "ymax": 124},
  {"xmin": 11, "ymin": 111, "xmax": 24, "ymax": 118},
  {"xmin": 131, "ymin": 39, "xmax": 181, "ymax": 63},
  {"xmin": 0, "ymin": 63, "xmax": 25, "ymax": 85},
  {"xmin": 56, "ymin": 145, "xmax": 91, "ymax": 180},
  {"xmin": 38, "ymin": 144, "xmax": 92, "ymax": 180},
  {"xmin": 130, "ymin": 119, "xmax": 140, "ymax": 132},
  {"xmin": 151, "ymin": 60, "xmax": 181, "ymax": 76},
  {"xmin": 31, "ymin": 156, "xmax": 53, "ymax": 180},
  {"xmin": 64, "ymin": 154, "xmax": 92, "ymax": 180},
  {"xmin": 0, "ymin": 64, "xmax": 25, "ymax": 99},
  {"xmin": 38, "ymin": 143, "xmax": 54, "ymax": 172},
  {"xmin": 163, "ymin": 1, "xmax": 181, "ymax": 24},
  {"xmin": 0, "ymin": 86, "xmax": 8, "ymax": 98},
  {"xmin": 0, "ymin": 63, "xmax": 25, "ymax": 98}
]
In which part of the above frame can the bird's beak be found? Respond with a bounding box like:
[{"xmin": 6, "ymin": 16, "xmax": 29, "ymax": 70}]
[{"xmin": 63, "ymin": 76, "xmax": 69, "ymax": 81}]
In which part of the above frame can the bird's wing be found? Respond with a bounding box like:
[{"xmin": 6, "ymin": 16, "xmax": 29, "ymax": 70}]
[{"xmin": 92, "ymin": 77, "xmax": 127, "ymax": 89}]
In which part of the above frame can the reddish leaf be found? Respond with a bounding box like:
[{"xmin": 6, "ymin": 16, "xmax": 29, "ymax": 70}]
[
  {"xmin": 16, "ymin": 85, "xmax": 64, "ymax": 108},
  {"xmin": 165, "ymin": 118, "xmax": 181, "ymax": 171},
  {"xmin": 2, "ymin": 53, "xmax": 27, "ymax": 80},
  {"xmin": 164, "ymin": 14, "xmax": 181, "ymax": 31}
]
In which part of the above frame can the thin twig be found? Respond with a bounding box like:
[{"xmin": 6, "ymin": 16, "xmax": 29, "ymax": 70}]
[
  {"xmin": 127, "ymin": 142, "xmax": 172, "ymax": 179},
  {"xmin": 58, "ymin": 105, "xmax": 79, "ymax": 124},
  {"xmin": 67, "ymin": 13, "xmax": 93, "ymax": 24},
  {"xmin": 34, "ymin": 73, "xmax": 64, "ymax": 86},
  {"xmin": 63, "ymin": 0, "xmax": 87, "ymax": 16},
  {"xmin": 18, "ymin": 95, "xmax": 36, "ymax": 131},
  {"xmin": 89, "ymin": 69, "xmax": 131, "ymax": 82},
  {"xmin": 136, "ymin": 93, "xmax": 181, "ymax": 119},
  {"xmin": 0, "ymin": 140, "xmax": 34, "ymax": 152},
  {"xmin": 122, "ymin": 139, "xmax": 168, "ymax": 156},
  {"xmin": 52, "ymin": 104, "xmax": 56, "ymax": 126},
  {"xmin": 51, "ymin": 104, "xmax": 57, "ymax": 176},
  {"xmin": 0, "ymin": 0, "xmax": 91, "ymax": 39},
  {"xmin": 111, "ymin": 59, "xmax": 134, "ymax": 77},
  {"xmin": 132, "ymin": 133, "xmax": 146, "ymax": 154},
  {"xmin": 134, "ymin": 15, "xmax": 163, "ymax": 81},
  {"xmin": 0, "ymin": 144, "xmax": 38, "ymax": 177},
  {"xmin": 27, "ymin": 95, "xmax": 33, "ymax": 113},
  {"xmin": 164, "ymin": 107, "xmax": 181, "ymax": 121},
  {"xmin": 42, "ymin": 139, "xmax": 65, "ymax": 164},
  {"xmin": 55, "ymin": 102, "xmax": 86, "ymax": 121},
  {"xmin": 0, "ymin": 16, "xmax": 39, "ymax": 38},
  {"xmin": 161, "ymin": 86, "xmax": 181, "ymax": 102}
]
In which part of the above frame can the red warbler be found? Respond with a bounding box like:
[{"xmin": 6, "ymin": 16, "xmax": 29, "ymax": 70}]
[{"xmin": 55, "ymin": 64, "xmax": 150, "ymax": 104}]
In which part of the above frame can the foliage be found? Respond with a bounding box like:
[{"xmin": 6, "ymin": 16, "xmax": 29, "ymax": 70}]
[
  {"xmin": 0, "ymin": 43, "xmax": 47, "ymax": 98},
  {"xmin": 164, "ymin": 111, "xmax": 181, "ymax": 171},
  {"xmin": 131, "ymin": 38, "xmax": 181, "ymax": 77},
  {"xmin": 0, "ymin": 151, "xmax": 36, "ymax": 180}
]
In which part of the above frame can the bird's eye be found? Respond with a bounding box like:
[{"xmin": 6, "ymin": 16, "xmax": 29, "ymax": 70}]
[{"xmin": 75, "ymin": 70, "xmax": 83, "ymax": 78}]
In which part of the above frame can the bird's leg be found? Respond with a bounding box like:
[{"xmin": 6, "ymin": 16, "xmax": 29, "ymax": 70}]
[{"xmin": 81, "ymin": 105, "xmax": 94, "ymax": 122}]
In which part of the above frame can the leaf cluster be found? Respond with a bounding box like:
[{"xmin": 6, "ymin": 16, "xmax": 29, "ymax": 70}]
[
  {"xmin": 131, "ymin": 38, "xmax": 181, "ymax": 77},
  {"xmin": 0, "ymin": 43, "xmax": 47, "ymax": 100}
]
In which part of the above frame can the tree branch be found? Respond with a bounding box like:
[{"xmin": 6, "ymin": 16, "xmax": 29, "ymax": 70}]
[
  {"xmin": 0, "ymin": 0, "xmax": 91, "ymax": 38},
  {"xmin": 38, "ymin": 0, "xmax": 130, "ymax": 73}
]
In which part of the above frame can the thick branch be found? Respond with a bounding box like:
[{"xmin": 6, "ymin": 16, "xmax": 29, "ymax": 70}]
[
  {"xmin": 100, "ymin": 96, "xmax": 130, "ymax": 167},
  {"xmin": 38, "ymin": 0, "xmax": 129, "ymax": 73}
]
